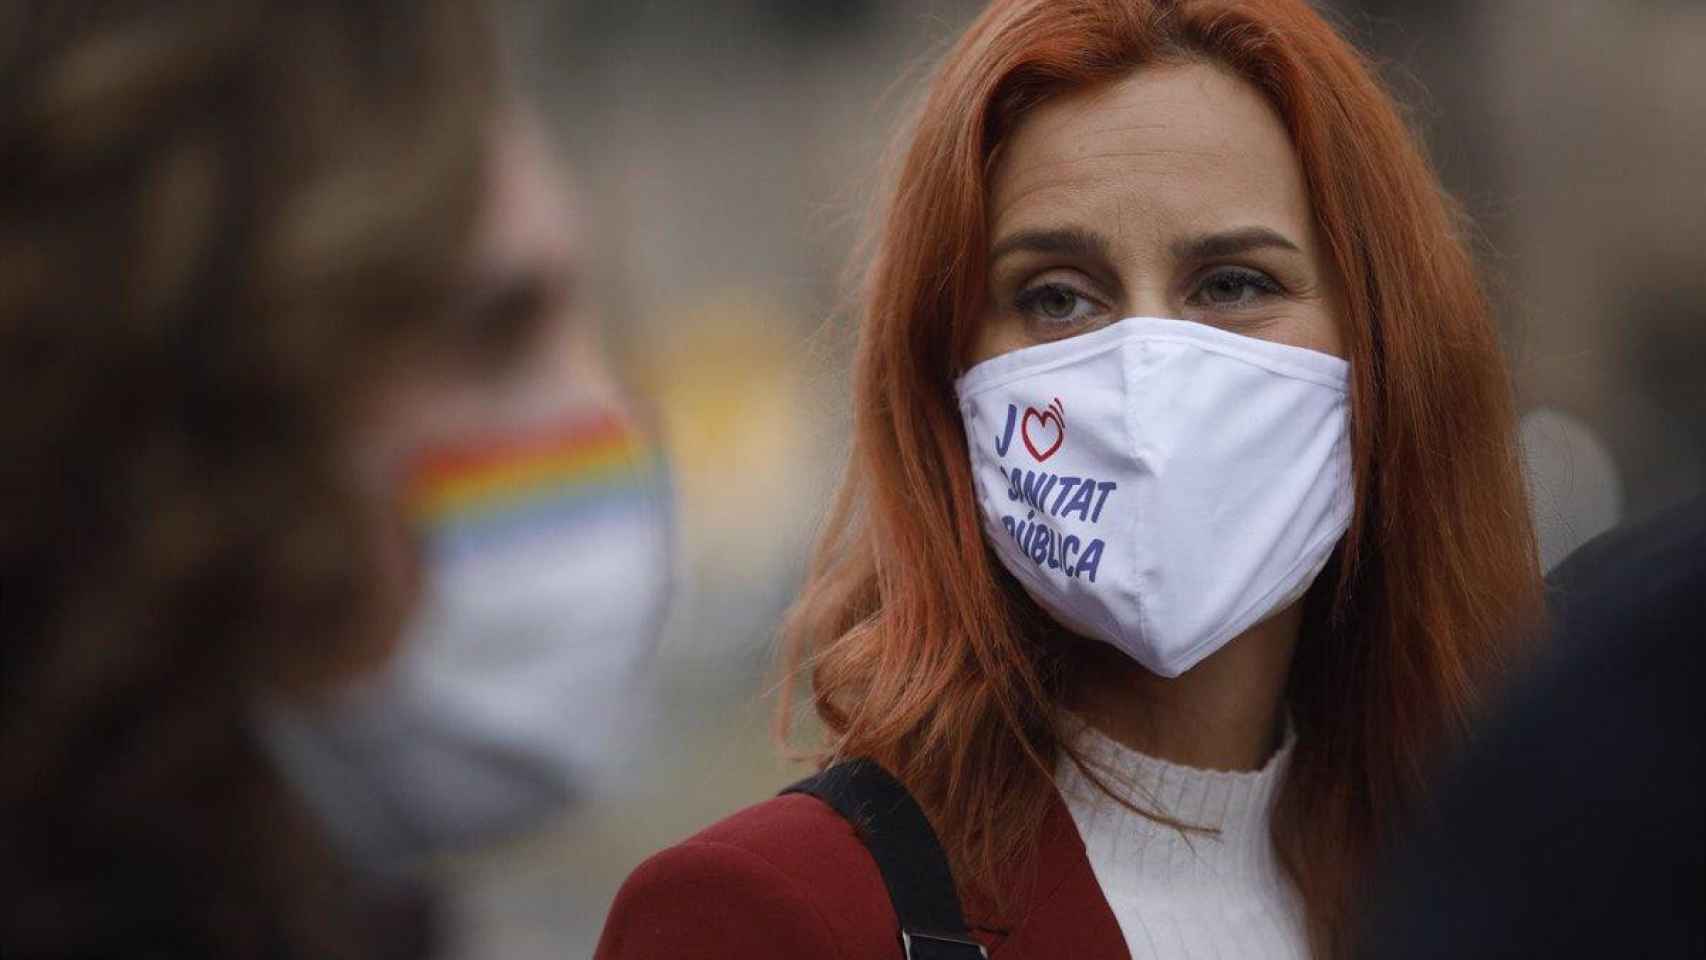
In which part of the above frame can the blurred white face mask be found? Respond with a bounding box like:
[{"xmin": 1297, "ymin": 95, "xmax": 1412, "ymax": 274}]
[
  {"xmin": 259, "ymin": 399, "xmax": 672, "ymax": 875},
  {"xmin": 955, "ymin": 316, "xmax": 1352, "ymax": 678}
]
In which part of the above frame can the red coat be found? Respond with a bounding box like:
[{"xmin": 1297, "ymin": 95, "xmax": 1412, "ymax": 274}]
[{"xmin": 594, "ymin": 790, "xmax": 1129, "ymax": 959}]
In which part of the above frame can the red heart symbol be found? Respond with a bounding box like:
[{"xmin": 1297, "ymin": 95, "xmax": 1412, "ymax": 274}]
[{"xmin": 1021, "ymin": 400, "xmax": 1065, "ymax": 462}]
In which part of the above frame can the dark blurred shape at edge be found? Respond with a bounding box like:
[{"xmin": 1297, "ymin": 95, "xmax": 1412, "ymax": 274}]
[{"xmin": 1361, "ymin": 494, "xmax": 1706, "ymax": 957}]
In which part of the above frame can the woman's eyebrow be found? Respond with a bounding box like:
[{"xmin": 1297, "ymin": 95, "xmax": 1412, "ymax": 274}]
[
  {"xmin": 989, "ymin": 226, "xmax": 1113, "ymax": 264},
  {"xmin": 1171, "ymin": 226, "xmax": 1301, "ymax": 261}
]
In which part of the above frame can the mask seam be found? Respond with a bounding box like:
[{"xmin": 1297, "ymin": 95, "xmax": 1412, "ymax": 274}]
[
  {"xmin": 1161, "ymin": 486, "xmax": 1354, "ymax": 677},
  {"xmin": 1119, "ymin": 338, "xmax": 1156, "ymax": 662}
]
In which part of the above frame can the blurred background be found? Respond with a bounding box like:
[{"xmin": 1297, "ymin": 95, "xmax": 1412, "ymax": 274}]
[{"xmin": 444, "ymin": 1, "xmax": 1706, "ymax": 955}]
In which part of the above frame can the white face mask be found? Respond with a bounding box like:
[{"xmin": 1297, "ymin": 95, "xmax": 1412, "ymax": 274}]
[
  {"xmin": 259, "ymin": 402, "xmax": 672, "ymax": 875},
  {"xmin": 954, "ymin": 316, "xmax": 1352, "ymax": 678}
]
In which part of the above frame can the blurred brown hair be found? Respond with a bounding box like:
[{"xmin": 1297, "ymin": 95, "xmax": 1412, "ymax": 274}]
[
  {"xmin": 0, "ymin": 1, "xmax": 494, "ymax": 955},
  {"xmin": 778, "ymin": 0, "xmax": 1544, "ymax": 955}
]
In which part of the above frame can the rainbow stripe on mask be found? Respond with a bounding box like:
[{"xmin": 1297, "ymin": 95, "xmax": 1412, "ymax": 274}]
[{"xmin": 403, "ymin": 410, "xmax": 664, "ymax": 559}]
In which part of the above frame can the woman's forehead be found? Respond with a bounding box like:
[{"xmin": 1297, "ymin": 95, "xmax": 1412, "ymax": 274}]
[{"xmin": 987, "ymin": 61, "xmax": 1313, "ymax": 250}]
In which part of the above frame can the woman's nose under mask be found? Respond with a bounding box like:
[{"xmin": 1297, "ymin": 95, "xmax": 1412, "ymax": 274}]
[{"xmin": 955, "ymin": 316, "xmax": 1353, "ymax": 678}]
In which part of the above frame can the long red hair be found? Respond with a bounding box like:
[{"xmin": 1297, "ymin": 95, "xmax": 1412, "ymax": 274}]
[{"xmin": 778, "ymin": 0, "xmax": 1542, "ymax": 954}]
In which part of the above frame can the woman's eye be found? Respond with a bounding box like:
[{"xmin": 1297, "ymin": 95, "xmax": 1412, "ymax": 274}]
[
  {"xmin": 1015, "ymin": 282, "xmax": 1100, "ymax": 327},
  {"xmin": 1189, "ymin": 267, "xmax": 1283, "ymax": 308}
]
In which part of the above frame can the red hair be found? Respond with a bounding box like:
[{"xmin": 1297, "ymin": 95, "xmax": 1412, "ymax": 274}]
[{"xmin": 778, "ymin": 0, "xmax": 1542, "ymax": 954}]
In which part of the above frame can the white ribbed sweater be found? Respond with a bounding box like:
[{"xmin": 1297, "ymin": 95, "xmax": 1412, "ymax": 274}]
[{"xmin": 1057, "ymin": 723, "xmax": 1309, "ymax": 960}]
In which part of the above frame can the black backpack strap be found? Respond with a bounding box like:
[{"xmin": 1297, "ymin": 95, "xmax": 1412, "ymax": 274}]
[{"xmin": 782, "ymin": 758, "xmax": 988, "ymax": 960}]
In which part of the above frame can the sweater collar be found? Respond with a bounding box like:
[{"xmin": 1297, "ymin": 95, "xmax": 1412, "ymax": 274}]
[
  {"xmin": 1056, "ymin": 720, "xmax": 1297, "ymax": 886},
  {"xmin": 961, "ymin": 721, "xmax": 1296, "ymax": 949}
]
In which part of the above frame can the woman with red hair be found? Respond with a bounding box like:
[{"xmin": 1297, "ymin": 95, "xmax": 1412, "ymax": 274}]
[{"xmin": 598, "ymin": 1, "xmax": 1542, "ymax": 957}]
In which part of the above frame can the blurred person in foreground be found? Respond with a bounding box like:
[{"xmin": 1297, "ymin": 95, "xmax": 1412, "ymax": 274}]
[
  {"xmin": 0, "ymin": 2, "xmax": 670, "ymax": 957},
  {"xmin": 1361, "ymin": 495, "xmax": 1705, "ymax": 957},
  {"xmin": 597, "ymin": 1, "xmax": 1543, "ymax": 959}
]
